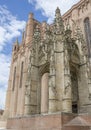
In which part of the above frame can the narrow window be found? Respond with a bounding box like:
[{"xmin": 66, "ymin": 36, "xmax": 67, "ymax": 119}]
[
  {"xmin": 20, "ymin": 62, "xmax": 24, "ymax": 88},
  {"xmin": 14, "ymin": 46, "xmax": 16, "ymax": 51},
  {"xmin": 12, "ymin": 67, "xmax": 16, "ymax": 91},
  {"xmin": 84, "ymin": 17, "xmax": 91, "ymax": 57}
]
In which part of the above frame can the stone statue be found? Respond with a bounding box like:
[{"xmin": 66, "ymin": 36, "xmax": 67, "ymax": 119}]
[{"xmin": 64, "ymin": 82, "xmax": 71, "ymax": 95}]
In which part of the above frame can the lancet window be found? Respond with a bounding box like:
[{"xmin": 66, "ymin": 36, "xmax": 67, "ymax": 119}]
[
  {"xmin": 84, "ymin": 17, "xmax": 91, "ymax": 57},
  {"xmin": 12, "ymin": 67, "xmax": 16, "ymax": 91},
  {"xmin": 20, "ymin": 61, "xmax": 24, "ymax": 88}
]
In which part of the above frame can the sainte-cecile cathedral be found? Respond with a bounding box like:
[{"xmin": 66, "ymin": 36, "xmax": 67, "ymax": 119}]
[{"xmin": 3, "ymin": 0, "xmax": 91, "ymax": 129}]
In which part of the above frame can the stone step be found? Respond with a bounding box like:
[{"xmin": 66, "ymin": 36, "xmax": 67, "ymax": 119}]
[
  {"xmin": 0, "ymin": 128, "xmax": 6, "ymax": 130},
  {"xmin": 0, "ymin": 121, "xmax": 6, "ymax": 129}
]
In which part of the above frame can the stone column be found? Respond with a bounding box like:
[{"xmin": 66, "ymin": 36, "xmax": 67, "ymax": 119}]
[
  {"xmin": 48, "ymin": 73, "xmax": 56, "ymax": 113},
  {"xmin": 24, "ymin": 84, "xmax": 31, "ymax": 115},
  {"xmin": 62, "ymin": 73, "xmax": 72, "ymax": 113},
  {"xmin": 62, "ymin": 49, "xmax": 72, "ymax": 113},
  {"xmin": 48, "ymin": 50, "xmax": 57, "ymax": 113},
  {"xmin": 41, "ymin": 73, "xmax": 49, "ymax": 113}
]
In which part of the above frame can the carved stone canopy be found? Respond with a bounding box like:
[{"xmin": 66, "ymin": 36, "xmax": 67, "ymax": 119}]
[{"xmin": 65, "ymin": 35, "xmax": 80, "ymax": 65}]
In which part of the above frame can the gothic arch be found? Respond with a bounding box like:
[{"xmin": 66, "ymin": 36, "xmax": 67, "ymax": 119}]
[
  {"xmin": 39, "ymin": 62, "xmax": 49, "ymax": 113},
  {"xmin": 70, "ymin": 64, "xmax": 79, "ymax": 113},
  {"xmin": 69, "ymin": 43, "xmax": 80, "ymax": 113}
]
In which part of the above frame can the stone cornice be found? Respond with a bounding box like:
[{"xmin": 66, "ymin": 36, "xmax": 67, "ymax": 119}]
[{"xmin": 62, "ymin": 0, "xmax": 89, "ymax": 19}]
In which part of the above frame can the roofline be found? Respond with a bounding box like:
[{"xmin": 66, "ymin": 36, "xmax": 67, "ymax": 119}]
[{"xmin": 62, "ymin": 0, "xmax": 86, "ymax": 19}]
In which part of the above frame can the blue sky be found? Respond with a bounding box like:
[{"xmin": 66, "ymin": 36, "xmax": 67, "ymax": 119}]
[{"xmin": 0, "ymin": 0, "xmax": 80, "ymax": 109}]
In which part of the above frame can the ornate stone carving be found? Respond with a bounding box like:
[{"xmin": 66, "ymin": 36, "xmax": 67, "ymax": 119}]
[
  {"xmin": 33, "ymin": 25, "xmax": 41, "ymax": 42},
  {"xmin": 64, "ymin": 27, "xmax": 72, "ymax": 43},
  {"xmin": 87, "ymin": 62, "xmax": 91, "ymax": 78},
  {"xmin": 44, "ymin": 25, "xmax": 52, "ymax": 42},
  {"xmin": 64, "ymin": 81, "xmax": 71, "ymax": 95},
  {"xmin": 50, "ymin": 50, "xmax": 55, "ymax": 75},
  {"xmin": 74, "ymin": 26, "xmax": 88, "ymax": 57},
  {"xmin": 24, "ymin": 85, "xmax": 31, "ymax": 114},
  {"xmin": 25, "ymin": 86, "xmax": 31, "ymax": 96},
  {"xmin": 64, "ymin": 27, "xmax": 80, "ymax": 65},
  {"xmin": 38, "ymin": 42, "xmax": 48, "ymax": 64},
  {"xmin": 64, "ymin": 49, "xmax": 70, "ymax": 74},
  {"xmin": 54, "ymin": 7, "xmax": 64, "ymax": 35},
  {"xmin": 38, "ymin": 26, "xmax": 52, "ymax": 65}
]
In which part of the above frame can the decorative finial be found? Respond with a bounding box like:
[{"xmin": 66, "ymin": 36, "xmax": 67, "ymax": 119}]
[
  {"xmin": 13, "ymin": 38, "xmax": 19, "ymax": 52},
  {"xmin": 54, "ymin": 7, "xmax": 64, "ymax": 34},
  {"xmin": 15, "ymin": 38, "xmax": 19, "ymax": 45},
  {"xmin": 55, "ymin": 7, "xmax": 61, "ymax": 18},
  {"xmin": 56, "ymin": 7, "xmax": 60, "ymax": 13}
]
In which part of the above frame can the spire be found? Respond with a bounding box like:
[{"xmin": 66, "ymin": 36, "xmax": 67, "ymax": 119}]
[
  {"xmin": 15, "ymin": 38, "xmax": 19, "ymax": 45},
  {"xmin": 13, "ymin": 38, "xmax": 19, "ymax": 52},
  {"xmin": 54, "ymin": 7, "xmax": 64, "ymax": 34},
  {"xmin": 55, "ymin": 7, "xmax": 61, "ymax": 19}
]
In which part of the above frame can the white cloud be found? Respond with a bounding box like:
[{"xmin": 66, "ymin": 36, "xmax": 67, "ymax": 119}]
[
  {"xmin": 0, "ymin": 5, "xmax": 26, "ymax": 52},
  {"xmin": 28, "ymin": 0, "xmax": 80, "ymax": 23},
  {"xmin": 0, "ymin": 54, "xmax": 10, "ymax": 87},
  {"xmin": 0, "ymin": 88, "xmax": 6, "ymax": 109},
  {"xmin": 0, "ymin": 53, "xmax": 10, "ymax": 109},
  {"xmin": 0, "ymin": 5, "xmax": 26, "ymax": 109}
]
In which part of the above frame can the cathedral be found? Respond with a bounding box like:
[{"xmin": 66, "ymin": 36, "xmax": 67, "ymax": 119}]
[{"xmin": 3, "ymin": 0, "xmax": 91, "ymax": 129}]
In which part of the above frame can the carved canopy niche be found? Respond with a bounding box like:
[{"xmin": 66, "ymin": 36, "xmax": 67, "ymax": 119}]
[
  {"xmin": 70, "ymin": 43, "xmax": 80, "ymax": 65},
  {"xmin": 38, "ymin": 40, "xmax": 52, "ymax": 66}
]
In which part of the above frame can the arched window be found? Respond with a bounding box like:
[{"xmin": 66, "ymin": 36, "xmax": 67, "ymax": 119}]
[
  {"xmin": 14, "ymin": 46, "xmax": 16, "ymax": 51},
  {"xmin": 12, "ymin": 67, "xmax": 16, "ymax": 91},
  {"xmin": 20, "ymin": 61, "xmax": 24, "ymax": 88},
  {"xmin": 84, "ymin": 17, "xmax": 91, "ymax": 57}
]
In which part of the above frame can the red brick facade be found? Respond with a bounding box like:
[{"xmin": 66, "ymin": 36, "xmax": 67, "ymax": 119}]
[{"xmin": 7, "ymin": 113, "xmax": 91, "ymax": 130}]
